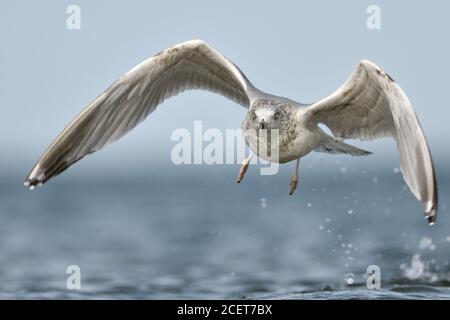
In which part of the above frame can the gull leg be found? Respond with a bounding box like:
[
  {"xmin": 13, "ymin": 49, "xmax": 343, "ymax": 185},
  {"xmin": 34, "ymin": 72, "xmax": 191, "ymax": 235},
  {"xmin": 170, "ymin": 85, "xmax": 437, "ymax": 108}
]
[
  {"xmin": 289, "ymin": 159, "xmax": 300, "ymax": 195},
  {"xmin": 333, "ymin": 135, "xmax": 344, "ymax": 144},
  {"xmin": 237, "ymin": 153, "xmax": 253, "ymax": 184}
]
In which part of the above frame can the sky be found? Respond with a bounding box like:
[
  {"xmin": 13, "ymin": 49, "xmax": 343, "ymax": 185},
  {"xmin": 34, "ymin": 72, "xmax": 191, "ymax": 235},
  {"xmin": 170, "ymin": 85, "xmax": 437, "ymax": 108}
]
[{"xmin": 0, "ymin": 0, "xmax": 449, "ymax": 177}]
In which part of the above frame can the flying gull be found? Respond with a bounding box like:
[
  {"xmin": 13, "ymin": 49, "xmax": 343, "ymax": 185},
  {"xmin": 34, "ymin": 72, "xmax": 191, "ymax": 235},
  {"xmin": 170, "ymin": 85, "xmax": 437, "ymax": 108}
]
[{"xmin": 24, "ymin": 40, "xmax": 438, "ymax": 224}]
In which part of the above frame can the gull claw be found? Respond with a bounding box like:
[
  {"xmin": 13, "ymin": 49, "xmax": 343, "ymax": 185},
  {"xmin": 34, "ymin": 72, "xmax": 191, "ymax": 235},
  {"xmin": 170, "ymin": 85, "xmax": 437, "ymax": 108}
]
[{"xmin": 289, "ymin": 177, "xmax": 298, "ymax": 195}]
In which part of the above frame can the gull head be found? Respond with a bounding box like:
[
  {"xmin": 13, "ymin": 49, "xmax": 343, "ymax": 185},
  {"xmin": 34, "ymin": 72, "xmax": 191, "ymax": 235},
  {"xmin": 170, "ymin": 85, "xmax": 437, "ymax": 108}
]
[{"xmin": 246, "ymin": 101, "xmax": 288, "ymax": 131}]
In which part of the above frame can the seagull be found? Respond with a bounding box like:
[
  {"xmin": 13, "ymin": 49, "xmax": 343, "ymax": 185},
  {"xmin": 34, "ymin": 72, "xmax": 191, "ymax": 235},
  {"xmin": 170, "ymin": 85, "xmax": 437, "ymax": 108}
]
[{"xmin": 25, "ymin": 39, "xmax": 438, "ymax": 224}]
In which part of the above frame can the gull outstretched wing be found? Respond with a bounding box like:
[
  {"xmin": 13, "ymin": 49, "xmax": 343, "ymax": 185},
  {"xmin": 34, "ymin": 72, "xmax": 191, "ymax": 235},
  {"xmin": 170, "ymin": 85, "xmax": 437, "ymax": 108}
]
[
  {"xmin": 304, "ymin": 60, "xmax": 438, "ymax": 224},
  {"xmin": 25, "ymin": 40, "xmax": 257, "ymax": 188}
]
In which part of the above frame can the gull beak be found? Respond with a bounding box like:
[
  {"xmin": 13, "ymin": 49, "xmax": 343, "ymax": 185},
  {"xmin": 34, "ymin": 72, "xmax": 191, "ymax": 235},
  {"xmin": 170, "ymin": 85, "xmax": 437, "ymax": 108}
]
[{"xmin": 260, "ymin": 119, "xmax": 266, "ymax": 130}]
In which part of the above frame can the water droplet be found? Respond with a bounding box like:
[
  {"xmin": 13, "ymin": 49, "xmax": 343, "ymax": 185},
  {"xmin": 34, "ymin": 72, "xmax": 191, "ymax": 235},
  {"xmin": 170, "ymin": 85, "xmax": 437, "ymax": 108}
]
[
  {"xmin": 307, "ymin": 203, "xmax": 312, "ymax": 208},
  {"xmin": 419, "ymin": 236, "xmax": 433, "ymax": 250},
  {"xmin": 372, "ymin": 177, "xmax": 379, "ymax": 184},
  {"xmin": 347, "ymin": 209, "xmax": 354, "ymax": 215},
  {"xmin": 260, "ymin": 198, "xmax": 267, "ymax": 208},
  {"xmin": 340, "ymin": 166, "xmax": 348, "ymax": 174},
  {"xmin": 345, "ymin": 273, "xmax": 355, "ymax": 285},
  {"xmin": 393, "ymin": 167, "xmax": 400, "ymax": 174},
  {"xmin": 404, "ymin": 254, "xmax": 424, "ymax": 280}
]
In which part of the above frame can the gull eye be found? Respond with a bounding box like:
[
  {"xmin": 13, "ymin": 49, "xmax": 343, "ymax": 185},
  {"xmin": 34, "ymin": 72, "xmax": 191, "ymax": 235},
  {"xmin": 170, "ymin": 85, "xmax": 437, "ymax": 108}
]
[
  {"xmin": 251, "ymin": 110, "xmax": 257, "ymax": 119},
  {"xmin": 274, "ymin": 111, "xmax": 280, "ymax": 119}
]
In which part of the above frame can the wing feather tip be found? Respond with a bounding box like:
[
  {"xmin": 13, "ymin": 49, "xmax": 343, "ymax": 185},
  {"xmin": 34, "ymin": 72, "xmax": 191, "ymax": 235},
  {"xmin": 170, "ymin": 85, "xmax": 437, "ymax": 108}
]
[
  {"xmin": 425, "ymin": 202, "xmax": 437, "ymax": 226},
  {"xmin": 426, "ymin": 215, "xmax": 436, "ymax": 226},
  {"xmin": 24, "ymin": 165, "xmax": 46, "ymax": 190}
]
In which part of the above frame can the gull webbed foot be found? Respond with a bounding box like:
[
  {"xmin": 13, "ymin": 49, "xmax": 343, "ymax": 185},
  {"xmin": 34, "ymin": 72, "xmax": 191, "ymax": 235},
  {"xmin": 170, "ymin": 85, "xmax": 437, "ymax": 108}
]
[{"xmin": 289, "ymin": 176, "xmax": 298, "ymax": 195}]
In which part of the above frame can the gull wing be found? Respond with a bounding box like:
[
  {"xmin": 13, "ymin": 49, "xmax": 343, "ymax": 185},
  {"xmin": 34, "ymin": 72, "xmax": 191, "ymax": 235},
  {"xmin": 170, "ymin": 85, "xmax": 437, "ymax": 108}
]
[
  {"xmin": 25, "ymin": 40, "xmax": 257, "ymax": 187},
  {"xmin": 304, "ymin": 60, "xmax": 438, "ymax": 224}
]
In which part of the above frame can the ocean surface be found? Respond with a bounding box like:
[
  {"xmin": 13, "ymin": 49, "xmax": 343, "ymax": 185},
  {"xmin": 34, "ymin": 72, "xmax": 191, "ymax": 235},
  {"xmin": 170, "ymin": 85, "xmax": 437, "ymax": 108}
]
[{"xmin": 0, "ymin": 162, "xmax": 449, "ymax": 300}]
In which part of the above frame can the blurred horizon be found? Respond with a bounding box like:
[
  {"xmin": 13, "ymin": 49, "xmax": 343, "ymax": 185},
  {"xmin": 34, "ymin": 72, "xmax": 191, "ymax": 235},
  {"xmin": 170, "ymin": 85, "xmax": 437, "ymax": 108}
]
[{"xmin": 1, "ymin": 0, "xmax": 449, "ymax": 177}]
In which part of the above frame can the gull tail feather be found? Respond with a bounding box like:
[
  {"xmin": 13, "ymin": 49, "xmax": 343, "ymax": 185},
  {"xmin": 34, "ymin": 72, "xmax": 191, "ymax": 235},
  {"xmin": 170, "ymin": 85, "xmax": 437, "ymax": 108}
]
[{"xmin": 314, "ymin": 134, "xmax": 372, "ymax": 157}]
